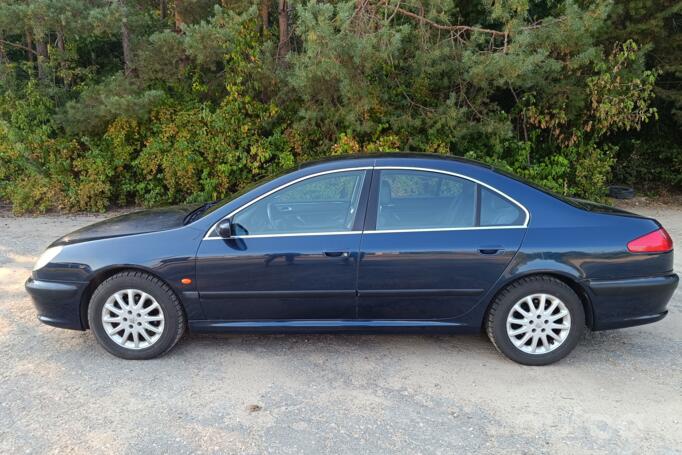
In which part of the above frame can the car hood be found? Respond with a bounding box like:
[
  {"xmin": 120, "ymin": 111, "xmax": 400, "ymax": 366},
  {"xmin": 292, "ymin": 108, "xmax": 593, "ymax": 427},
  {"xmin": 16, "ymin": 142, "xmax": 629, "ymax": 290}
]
[{"xmin": 51, "ymin": 205, "xmax": 198, "ymax": 246}]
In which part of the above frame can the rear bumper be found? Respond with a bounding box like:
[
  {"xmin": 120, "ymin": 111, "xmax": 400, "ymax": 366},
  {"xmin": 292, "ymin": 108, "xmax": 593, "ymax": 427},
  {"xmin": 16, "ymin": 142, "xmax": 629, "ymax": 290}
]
[
  {"xmin": 25, "ymin": 277, "xmax": 87, "ymax": 330},
  {"xmin": 587, "ymin": 274, "xmax": 678, "ymax": 330}
]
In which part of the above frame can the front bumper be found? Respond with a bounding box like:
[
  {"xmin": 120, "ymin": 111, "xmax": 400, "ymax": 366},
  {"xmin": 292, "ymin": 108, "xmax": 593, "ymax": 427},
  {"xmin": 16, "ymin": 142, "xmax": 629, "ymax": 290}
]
[
  {"xmin": 587, "ymin": 273, "xmax": 679, "ymax": 330},
  {"xmin": 25, "ymin": 277, "xmax": 88, "ymax": 330}
]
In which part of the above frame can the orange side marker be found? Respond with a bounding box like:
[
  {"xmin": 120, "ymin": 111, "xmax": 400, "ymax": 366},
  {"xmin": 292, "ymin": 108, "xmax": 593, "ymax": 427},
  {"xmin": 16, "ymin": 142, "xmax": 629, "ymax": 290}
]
[{"xmin": 181, "ymin": 278, "xmax": 192, "ymax": 285}]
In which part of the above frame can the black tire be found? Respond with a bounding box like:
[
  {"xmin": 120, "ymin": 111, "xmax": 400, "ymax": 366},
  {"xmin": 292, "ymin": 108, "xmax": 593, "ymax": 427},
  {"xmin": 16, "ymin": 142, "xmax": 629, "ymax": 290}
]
[
  {"xmin": 485, "ymin": 275, "xmax": 585, "ymax": 366},
  {"xmin": 88, "ymin": 271, "xmax": 185, "ymax": 360},
  {"xmin": 608, "ymin": 185, "xmax": 635, "ymax": 200}
]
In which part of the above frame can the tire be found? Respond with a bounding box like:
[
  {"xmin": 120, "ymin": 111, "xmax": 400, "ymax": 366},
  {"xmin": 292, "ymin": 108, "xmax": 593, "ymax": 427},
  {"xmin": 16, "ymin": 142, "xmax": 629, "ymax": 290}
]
[
  {"xmin": 608, "ymin": 185, "xmax": 635, "ymax": 200},
  {"xmin": 88, "ymin": 271, "xmax": 185, "ymax": 360},
  {"xmin": 485, "ymin": 275, "xmax": 585, "ymax": 366}
]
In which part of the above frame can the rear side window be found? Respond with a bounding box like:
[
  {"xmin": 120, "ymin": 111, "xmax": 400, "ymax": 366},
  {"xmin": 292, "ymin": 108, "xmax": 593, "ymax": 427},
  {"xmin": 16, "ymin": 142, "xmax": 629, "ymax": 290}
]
[
  {"xmin": 480, "ymin": 188, "xmax": 525, "ymax": 226},
  {"xmin": 373, "ymin": 169, "xmax": 526, "ymax": 231}
]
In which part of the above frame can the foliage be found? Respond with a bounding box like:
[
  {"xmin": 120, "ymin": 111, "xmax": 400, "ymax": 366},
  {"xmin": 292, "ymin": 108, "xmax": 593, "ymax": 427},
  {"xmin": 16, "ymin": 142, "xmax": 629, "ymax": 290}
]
[
  {"xmin": 0, "ymin": 0, "xmax": 676, "ymax": 214},
  {"xmin": 601, "ymin": 0, "xmax": 682, "ymax": 192}
]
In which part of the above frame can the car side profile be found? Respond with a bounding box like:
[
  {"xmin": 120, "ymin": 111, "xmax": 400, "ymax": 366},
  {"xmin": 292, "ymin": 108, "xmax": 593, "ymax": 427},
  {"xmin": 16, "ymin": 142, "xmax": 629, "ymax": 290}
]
[{"xmin": 25, "ymin": 154, "xmax": 678, "ymax": 365}]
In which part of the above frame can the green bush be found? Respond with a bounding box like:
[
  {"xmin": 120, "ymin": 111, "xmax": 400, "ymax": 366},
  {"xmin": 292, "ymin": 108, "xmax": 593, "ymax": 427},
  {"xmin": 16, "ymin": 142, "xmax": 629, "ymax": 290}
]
[{"xmin": 0, "ymin": 1, "xmax": 674, "ymax": 214}]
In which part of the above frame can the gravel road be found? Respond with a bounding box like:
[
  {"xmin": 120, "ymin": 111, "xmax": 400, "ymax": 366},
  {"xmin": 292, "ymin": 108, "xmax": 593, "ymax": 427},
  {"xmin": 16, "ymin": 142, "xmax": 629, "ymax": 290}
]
[{"xmin": 1, "ymin": 203, "xmax": 680, "ymax": 454}]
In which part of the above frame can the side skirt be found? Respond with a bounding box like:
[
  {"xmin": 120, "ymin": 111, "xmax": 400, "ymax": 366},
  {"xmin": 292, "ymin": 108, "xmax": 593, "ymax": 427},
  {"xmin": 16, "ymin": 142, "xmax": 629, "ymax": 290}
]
[{"xmin": 188, "ymin": 319, "xmax": 478, "ymax": 334}]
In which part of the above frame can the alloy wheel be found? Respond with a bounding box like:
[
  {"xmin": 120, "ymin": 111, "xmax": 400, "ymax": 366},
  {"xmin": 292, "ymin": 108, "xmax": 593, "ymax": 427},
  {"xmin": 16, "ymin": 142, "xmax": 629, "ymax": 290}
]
[
  {"xmin": 505, "ymin": 293, "xmax": 571, "ymax": 355},
  {"xmin": 101, "ymin": 289, "xmax": 165, "ymax": 350}
]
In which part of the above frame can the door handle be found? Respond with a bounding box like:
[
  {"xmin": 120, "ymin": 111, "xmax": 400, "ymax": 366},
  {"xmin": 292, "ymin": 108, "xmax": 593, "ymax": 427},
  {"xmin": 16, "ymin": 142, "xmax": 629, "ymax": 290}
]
[
  {"xmin": 324, "ymin": 251, "xmax": 350, "ymax": 258},
  {"xmin": 478, "ymin": 247, "xmax": 503, "ymax": 255}
]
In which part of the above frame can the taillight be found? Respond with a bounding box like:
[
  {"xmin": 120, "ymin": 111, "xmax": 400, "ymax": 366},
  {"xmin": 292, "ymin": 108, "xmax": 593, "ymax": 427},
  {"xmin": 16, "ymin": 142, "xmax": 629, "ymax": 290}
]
[{"xmin": 627, "ymin": 228, "xmax": 673, "ymax": 253}]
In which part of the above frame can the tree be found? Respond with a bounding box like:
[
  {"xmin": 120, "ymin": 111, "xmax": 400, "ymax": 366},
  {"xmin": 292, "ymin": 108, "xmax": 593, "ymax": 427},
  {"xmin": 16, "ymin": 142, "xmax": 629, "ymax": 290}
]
[
  {"xmin": 0, "ymin": 0, "xmax": 673, "ymax": 214},
  {"xmin": 260, "ymin": 0, "xmax": 269, "ymax": 36},
  {"xmin": 277, "ymin": 0, "xmax": 289, "ymax": 61},
  {"xmin": 600, "ymin": 0, "xmax": 682, "ymax": 189},
  {"xmin": 0, "ymin": 31, "xmax": 7, "ymax": 64},
  {"xmin": 119, "ymin": 0, "xmax": 134, "ymax": 76}
]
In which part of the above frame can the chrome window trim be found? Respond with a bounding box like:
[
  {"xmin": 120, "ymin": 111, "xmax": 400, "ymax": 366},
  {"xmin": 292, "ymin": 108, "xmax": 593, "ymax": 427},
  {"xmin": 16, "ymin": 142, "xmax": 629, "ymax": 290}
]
[
  {"xmin": 203, "ymin": 165, "xmax": 530, "ymax": 240},
  {"xmin": 221, "ymin": 231, "xmax": 362, "ymax": 240},
  {"xmin": 372, "ymin": 166, "xmax": 530, "ymax": 230},
  {"xmin": 203, "ymin": 167, "xmax": 372, "ymax": 240},
  {"xmin": 363, "ymin": 225, "xmax": 527, "ymax": 235}
]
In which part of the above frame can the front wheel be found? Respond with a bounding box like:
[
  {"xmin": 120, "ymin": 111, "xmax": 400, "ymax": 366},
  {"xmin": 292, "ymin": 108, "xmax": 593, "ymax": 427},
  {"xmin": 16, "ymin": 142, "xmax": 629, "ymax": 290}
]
[
  {"xmin": 88, "ymin": 271, "xmax": 185, "ymax": 360},
  {"xmin": 486, "ymin": 276, "xmax": 585, "ymax": 366}
]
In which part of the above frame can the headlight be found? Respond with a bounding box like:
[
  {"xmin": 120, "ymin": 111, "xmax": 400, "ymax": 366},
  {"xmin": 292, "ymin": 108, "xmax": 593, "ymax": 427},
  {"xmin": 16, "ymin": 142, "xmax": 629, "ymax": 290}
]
[{"xmin": 33, "ymin": 246, "xmax": 63, "ymax": 271}]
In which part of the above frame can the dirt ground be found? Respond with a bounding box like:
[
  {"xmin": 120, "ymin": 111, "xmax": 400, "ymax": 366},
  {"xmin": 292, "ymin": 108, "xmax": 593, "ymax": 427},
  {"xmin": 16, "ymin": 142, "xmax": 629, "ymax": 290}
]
[{"xmin": 0, "ymin": 202, "xmax": 680, "ymax": 454}]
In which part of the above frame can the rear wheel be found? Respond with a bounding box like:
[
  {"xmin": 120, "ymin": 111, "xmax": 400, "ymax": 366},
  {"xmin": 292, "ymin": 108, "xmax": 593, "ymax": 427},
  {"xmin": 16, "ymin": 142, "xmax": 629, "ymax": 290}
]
[
  {"xmin": 88, "ymin": 271, "xmax": 185, "ymax": 360},
  {"xmin": 486, "ymin": 275, "xmax": 585, "ymax": 365}
]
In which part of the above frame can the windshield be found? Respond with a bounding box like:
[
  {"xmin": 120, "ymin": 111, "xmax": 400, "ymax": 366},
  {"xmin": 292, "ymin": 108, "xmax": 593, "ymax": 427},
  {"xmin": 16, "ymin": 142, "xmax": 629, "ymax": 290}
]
[{"xmin": 187, "ymin": 169, "xmax": 292, "ymax": 223}]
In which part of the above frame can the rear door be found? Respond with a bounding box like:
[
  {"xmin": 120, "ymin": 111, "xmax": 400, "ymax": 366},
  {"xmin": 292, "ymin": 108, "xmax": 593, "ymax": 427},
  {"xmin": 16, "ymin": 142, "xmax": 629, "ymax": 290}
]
[{"xmin": 357, "ymin": 168, "xmax": 527, "ymax": 320}]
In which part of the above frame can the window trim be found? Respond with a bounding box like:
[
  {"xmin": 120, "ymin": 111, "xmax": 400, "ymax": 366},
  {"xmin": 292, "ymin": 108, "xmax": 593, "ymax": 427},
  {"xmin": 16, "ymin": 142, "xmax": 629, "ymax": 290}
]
[
  {"xmin": 204, "ymin": 167, "xmax": 372, "ymax": 240},
  {"xmin": 365, "ymin": 166, "xmax": 529, "ymax": 233},
  {"xmin": 203, "ymin": 165, "xmax": 530, "ymax": 240}
]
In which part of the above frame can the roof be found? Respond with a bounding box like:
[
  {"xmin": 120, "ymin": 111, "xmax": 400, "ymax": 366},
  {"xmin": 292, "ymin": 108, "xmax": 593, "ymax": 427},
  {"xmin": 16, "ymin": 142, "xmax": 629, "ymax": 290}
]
[{"xmin": 298, "ymin": 152, "xmax": 494, "ymax": 170}]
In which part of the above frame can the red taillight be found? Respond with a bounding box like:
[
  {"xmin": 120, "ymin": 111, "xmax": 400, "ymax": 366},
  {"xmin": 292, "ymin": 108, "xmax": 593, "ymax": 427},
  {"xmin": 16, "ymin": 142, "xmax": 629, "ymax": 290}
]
[{"xmin": 627, "ymin": 228, "xmax": 673, "ymax": 253}]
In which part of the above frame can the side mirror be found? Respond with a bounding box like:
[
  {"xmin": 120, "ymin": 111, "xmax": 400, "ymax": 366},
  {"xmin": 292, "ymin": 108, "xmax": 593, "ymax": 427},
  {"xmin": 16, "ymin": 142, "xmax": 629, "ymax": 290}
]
[{"xmin": 217, "ymin": 219, "xmax": 233, "ymax": 238}]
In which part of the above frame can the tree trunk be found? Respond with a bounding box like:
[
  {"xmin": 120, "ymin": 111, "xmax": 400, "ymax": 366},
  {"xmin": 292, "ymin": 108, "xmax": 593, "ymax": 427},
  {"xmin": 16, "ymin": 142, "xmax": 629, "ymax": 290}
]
[
  {"xmin": 25, "ymin": 30, "xmax": 34, "ymax": 62},
  {"xmin": 0, "ymin": 32, "xmax": 7, "ymax": 65},
  {"xmin": 160, "ymin": 0, "xmax": 167, "ymax": 21},
  {"xmin": 355, "ymin": 0, "xmax": 365, "ymax": 16},
  {"xmin": 174, "ymin": 0, "xmax": 189, "ymax": 72},
  {"xmin": 260, "ymin": 0, "xmax": 269, "ymax": 37},
  {"xmin": 175, "ymin": 0, "xmax": 186, "ymax": 33},
  {"xmin": 35, "ymin": 39, "xmax": 48, "ymax": 80},
  {"xmin": 277, "ymin": 0, "xmax": 289, "ymax": 62},
  {"xmin": 120, "ymin": 1, "xmax": 134, "ymax": 76},
  {"xmin": 121, "ymin": 18, "xmax": 133, "ymax": 76},
  {"xmin": 354, "ymin": 0, "xmax": 364, "ymax": 32},
  {"xmin": 56, "ymin": 26, "xmax": 68, "ymax": 85},
  {"xmin": 56, "ymin": 28, "xmax": 65, "ymax": 53}
]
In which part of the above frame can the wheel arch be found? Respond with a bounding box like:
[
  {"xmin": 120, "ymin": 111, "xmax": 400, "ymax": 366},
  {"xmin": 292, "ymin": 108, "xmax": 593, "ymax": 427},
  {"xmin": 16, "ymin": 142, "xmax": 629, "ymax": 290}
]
[
  {"xmin": 79, "ymin": 265, "xmax": 187, "ymax": 330},
  {"xmin": 484, "ymin": 271, "xmax": 595, "ymax": 329}
]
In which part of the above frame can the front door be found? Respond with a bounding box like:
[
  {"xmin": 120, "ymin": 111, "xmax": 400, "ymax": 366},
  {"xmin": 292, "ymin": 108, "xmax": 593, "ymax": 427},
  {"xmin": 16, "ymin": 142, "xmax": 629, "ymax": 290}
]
[
  {"xmin": 196, "ymin": 169, "xmax": 370, "ymax": 320},
  {"xmin": 357, "ymin": 168, "xmax": 527, "ymax": 320}
]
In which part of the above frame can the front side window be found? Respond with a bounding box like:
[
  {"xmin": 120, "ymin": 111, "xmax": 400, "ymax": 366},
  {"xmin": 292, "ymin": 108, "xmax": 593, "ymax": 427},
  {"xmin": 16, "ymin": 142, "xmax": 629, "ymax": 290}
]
[
  {"xmin": 231, "ymin": 170, "xmax": 367, "ymax": 236},
  {"xmin": 377, "ymin": 170, "xmax": 477, "ymax": 230}
]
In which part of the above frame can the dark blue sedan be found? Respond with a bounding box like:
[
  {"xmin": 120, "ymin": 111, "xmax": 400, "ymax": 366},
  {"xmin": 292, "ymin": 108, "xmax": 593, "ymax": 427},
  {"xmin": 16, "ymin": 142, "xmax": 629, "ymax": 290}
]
[{"xmin": 25, "ymin": 154, "xmax": 678, "ymax": 365}]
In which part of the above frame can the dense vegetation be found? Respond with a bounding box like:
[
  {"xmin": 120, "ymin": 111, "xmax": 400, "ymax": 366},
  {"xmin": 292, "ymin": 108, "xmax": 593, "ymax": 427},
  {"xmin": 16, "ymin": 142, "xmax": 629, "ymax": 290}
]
[{"xmin": 0, "ymin": 0, "xmax": 679, "ymax": 213}]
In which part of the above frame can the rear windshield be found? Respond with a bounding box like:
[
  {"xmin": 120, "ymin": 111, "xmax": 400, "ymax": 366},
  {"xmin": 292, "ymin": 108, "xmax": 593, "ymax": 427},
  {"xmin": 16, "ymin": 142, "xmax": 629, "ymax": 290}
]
[
  {"xmin": 493, "ymin": 168, "xmax": 644, "ymax": 217},
  {"xmin": 492, "ymin": 168, "xmax": 583, "ymax": 207}
]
